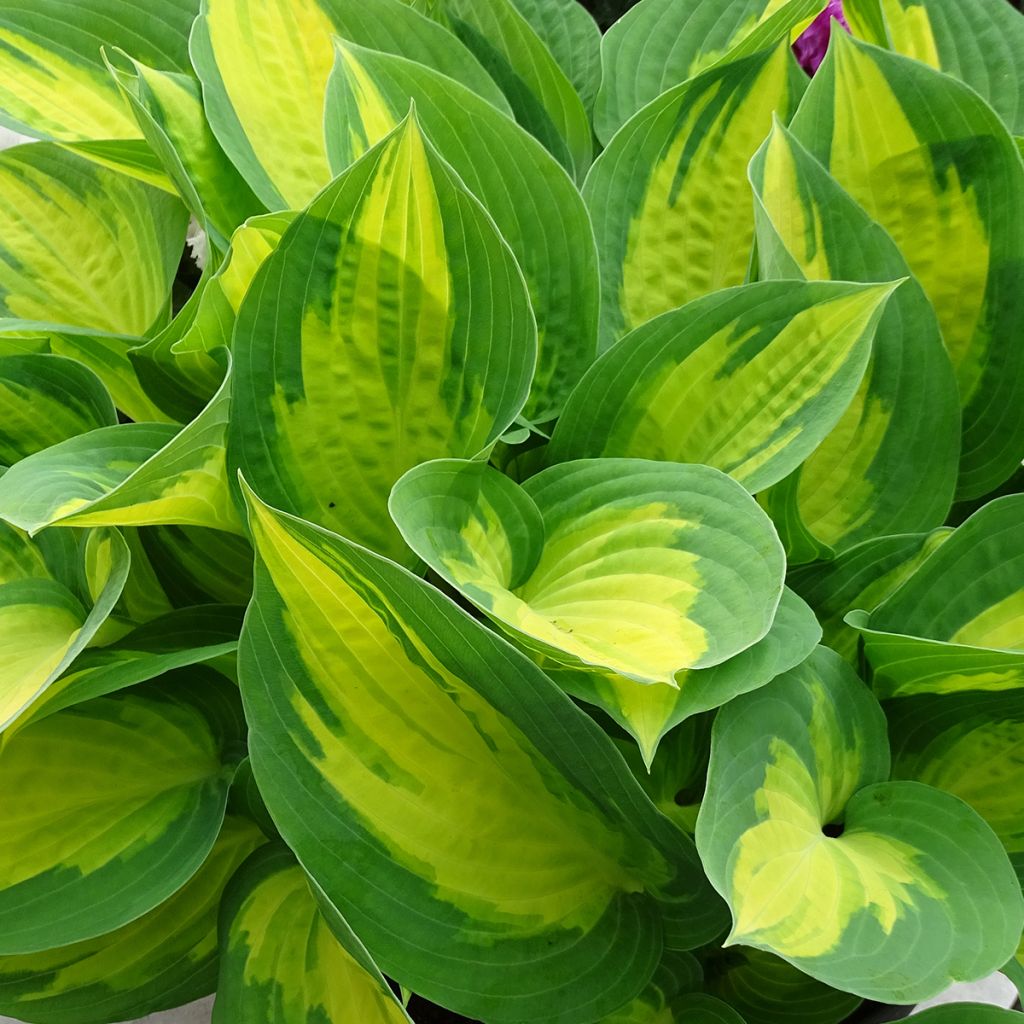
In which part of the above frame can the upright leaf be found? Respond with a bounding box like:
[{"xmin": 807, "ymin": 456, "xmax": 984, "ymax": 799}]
[
  {"xmin": 547, "ymin": 280, "xmax": 896, "ymax": 494},
  {"xmin": 751, "ymin": 121, "xmax": 959, "ymax": 558},
  {"xmin": 696, "ymin": 647, "xmax": 1023, "ymax": 1002},
  {"xmin": 240, "ymin": 487, "xmax": 727, "ymax": 1022},
  {"xmin": 789, "ymin": 31, "xmax": 1024, "ymax": 499},
  {"xmin": 0, "ymin": 678, "xmax": 246, "ymax": 953},
  {"xmin": 190, "ymin": 0, "xmax": 508, "ymax": 208},
  {"xmin": 230, "ymin": 114, "xmax": 536, "ymax": 563},
  {"xmin": 584, "ymin": 45, "xmax": 804, "ymax": 350},
  {"xmin": 324, "ymin": 39, "xmax": 598, "ymax": 421}
]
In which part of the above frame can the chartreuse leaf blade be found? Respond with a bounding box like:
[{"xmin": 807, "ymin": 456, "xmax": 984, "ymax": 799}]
[
  {"xmin": 0, "ymin": 815, "xmax": 263, "ymax": 1024},
  {"xmin": 696, "ymin": 646, "xmax": 1023, "ymax": 1002},
  {"xmin": 0, "ymin": 0, "xmax": 197, "ymax": 142},
  {"xmin": 240, "ymin": 486, "xmax": 727, "ymax": 1022},
  {"xmin": 0, "ymin": 354, "xmax": 116, "ymax": 465},
  {"xmin": 324, "ymin": 39, "xmax": 598, "ymax": 422},
  {"xmin": 436, "ymin": 0, "xmax": 592, "ymax": 179},
  {"xmin": 391, "ymin": 458, "xmax": 785, "ymax": 685},
  {"xmin": 214, "ymin": 844, "xmax": 413, "ymax": 1024},
  {"xmin": 593, "ymin": 0, "xmax": 821, "ymax": 145},
  {"xmin": 0, "ymin": 525, "xmax": 128, "ymax": 733},
  {"xmin": 548, "ymin": 280, "xmax": 896, "ymax": 494},
  {"xmin": 846, "ymin": 0, "xmax": 1024, "ymax": 135},
  {"xmin": 851, "ymin": 495, "xmax": 1024, "ymax": 698},
  {"xmin": 702, "ymin": 946, "xmax": 861, "ymax": 1024},
  {"xmin": 231, "ymin": 113, "xmax": 535, "ymax": 563},
  {"xmin": 190, "ymin": 0, "xmax": 508, "ymax": 208},
  {"xmin": 0, "ymin": 362, "xmax": 240, "ymax": 535},
  {"xmin": 0, "ymin": 676, "xmax": 246, "ymax": 953},
  {"xmin": 549, "ymin": 588, "xmax": 820, "ymax": 767},
  {"xmin": 787, "ymin": 529, "xmax": 951, "ymax": 664},
  {"xmin": 790, "ymin": 31, "xmax": 1024, "ymax": 499},
  {"xmin": 750, "ymin": 121, "xmax": 960, "ymax": 556},
  {"xmin": 584, "ymin": 45, "xmax": 804, "ymax": 351}
]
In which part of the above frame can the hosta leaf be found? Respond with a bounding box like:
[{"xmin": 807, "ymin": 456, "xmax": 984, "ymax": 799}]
[
  {"xmin": 702, "ymin": 946, "xmax": 861, "ymax": 1024},
  {"xmin": 695, "ymin": 646, "xmax": 1023, "ymax": 1002},
  {"xmin": 214, "ymin": 844, "xmax": 413, "ymax": 1024},
  {"xmin": 846, "ymin": 0, "xmax": 1024, "ymax": 135},
  {"xmin": 230, "ymin": 113, "xmax": 535, "ymax": 563},
  {"xmin": 391, "ymin": 457, "xmax": 785, "ymax": 685},
  {"xmin": 750, "ymin": 121, "xmax": 960, "ymax": 558},
  {"xmin": 593, "ymin": 0, "xmax": 822, "ymax": 144},
  {"xmin": 0, "ymin": 354, "xmax": 116, "ymax": 465},
  {"xmin": 850, "ymin": 495, "xmax": 1024, "ymax": 698},
  {"xmin": 106, "ymin": 51, "xmax": 264, "ymax": 250},
  {"xmin": 506, "ymin": 0, "xmax": 601, "ymax": 111},
  {"xmin": 887, "ymin": 690, "xmax": 1024, "ymax": 861},
  {"xmin": 0, "ymin": 816, "xmax": 262, "ymax": 1024},
  {"xmin": 599, "ymin": 951, "xmax": 702, "ymax": 1023},
  {"xmin": 0, "ymin": 525, "xmax": 128, "ymax": 733},
  {"xmin": 911, "ymin": 1009, "xmax": 1021, "ymax": 1024},
  {"xmin": 0, "ymin": 677, "xmax": 246, "ymax": 953},
  {"xmin": 547, "ymin": 280, "xmax": 896, "ymax": 493},
  {"xmin": 584, "ymin": 45, "xmax": 804, "ymax": 350},
  {"xmin": 549, "ymin": 588, "xmax": 820, "ymax": 767},
  {"xmin": 435, "ymin": 0, "xmax": 592, "ymax": 179},
  {"xmin": 790, "ymin": 31, "xmax": 1024, "ymax": 499},
  {"xmin": 190, "ymin": 0, "xmax": 508, "ymax": 208},
  {"xmin": 668, "ymin": 995, "xmax": 746, "ymax": 1023},
  {"xmin": 0, "ymin": 364, "xmax": 240, "ymax": 535},
  {"xmin": 0, "ymin": 0, "xmax": 198, "ymax": 142},
  {"xmin": 324, "ymin": 38, "xmax": 598, "ymax": 421},
  {"xmin": 787, "ymin": 529, "xmax": 951, "ymax": 663},
  {"xmin": 240, "ymin": 486, "xmax": 727, "ymax": 1022}
]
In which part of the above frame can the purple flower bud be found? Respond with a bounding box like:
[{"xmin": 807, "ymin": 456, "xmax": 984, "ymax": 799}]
[{"xmin": 793, "ymin": 0, "xmax": 850, "ymax": 75}]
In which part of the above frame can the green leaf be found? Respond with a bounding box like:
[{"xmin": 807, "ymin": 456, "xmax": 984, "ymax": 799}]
[
  {"xmin": 548, "ymin": 280, "xmax": 897, "ymax": 494},
  {"xmin": 324, "ymin": 38, "xmax": 598, "ymax": 421},
  {"xmin": 0, "ymin": 525, "xmax": 128, "ymax": 733},
  {"xmin": 850, "ymin": 495, "xmax": 1024, "ymax": 699},
  {"xmin": 0, "ymin": 0, "xmax": 198, "ymax": 142},
  {"xmin": 436, "ymin": 0, "xmax": 592, "ymax": 179},
  {"xmin": 0, "ymin": 354, "xmax": 116, "ymax": 465},
  {"xmin": 846, "ymin": 0, "xmax": 1024, "ymax": 135},
  {"xmin": 0, "ymin": 363, "xmax": 240, "ymax": 535},
  {"xmin": 667, "ymin": 994, "xmax": 746, "ymax": 1024},
  {"xmin": 214, "ymin": 844, "xmax": 413, "ymax": 1024},
  {"xmin": 549, "ymin": 588, "xmax": 820, "ymax": 768},
  {"xmin": 190, "ymin": 0, "xmax": 509, "ymax": 208},
  {"xmin": 790, "ymin": 31, "xmax": 1024, "ymax": 500},
  {"xmin": 584, "ymin": 45, "xmax": 804, "ymax": 350},
  {"xmin": 598, "ymin": 951, "xmax": 702, "ymax": 1023},
  {"xmin": 702, "ymin": 946, "xmax": 861, "ymax": 1024},
  {"xmin": 696, "ymin": 646, "xmax": 1023, "ymax": 1002},
  {"xmin": 910, "ymin": 1009, "xmax": 1022, "ymax": 1024},
  {"xmin": 230, "ymin": 113, "xmax": 536, "ymax": 563},
  {"xmin": 0, "ymin": 676, "xmax": 246, "ymax": 953},
  {"xmin": 592, "ymin": 0, "xmax": 821, "ymax": 145},
  {"xmin": 0, "ymin": 815, "xmax": 263, "ymax": 1024},
  {"xmin": 239, "ymin": 485, "xmax": 727, "ymax": 1022},
  {"xmin": 391, "ymin": 457, "xmax": 786, "ymax": 685},
  {"xmin": 750, "ymin": 120, "xmax": 960, "ymax": 558},
  {"xmin": 787, "ymin": 529, "xmax": 951, "ymax": 663}
]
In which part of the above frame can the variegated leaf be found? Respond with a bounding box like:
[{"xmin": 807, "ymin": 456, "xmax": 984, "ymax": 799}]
[
  {"xmin": 239, "ymin": 485, "xmax": 727, "ymax": 1022},
  {"xmin": 324, "ymin": 38, "xmax": 598, "ymax": 421},
  {"xmin": 0, "ymin": 816, "xmax": 262, "ymax": 1024},
  {"xmin": 547, "ymin": 280, "xmax": 896, "ymax": 494},
  {"xmin": 599, "ymin": 951, "xmax": 702, "ymax": 1024},
  {"xmin": 190, "ymin": 0, "xmax": 508, "ymax": 208},
  {"xmin": 390, "ymin": 457, "xmax": 785, "ymax": 686},
  {"xmin": 789, "ymin": 31, "xmax": 1024, "ymax": 499},
  {"xmin": 230, "ymin": 113, "xmax": 536, "ymax": 562},
  {"xmin": 849, "ymin": 495, "xmax": 1024, "ymax": 698},
  {"xmin": 750, "ymin": 121, "xmax": 960, "ymax": 559},
  {"xmin": 696, "ymin": 646, "xmax": 1023, "ymax": 1002},
  {"xmin": 584, "ymin": 44, "xmax": 804, "ymax": 350},
  {"xmin": 0, "ymin": 677, "xmax": 246, "ymax": 952}
]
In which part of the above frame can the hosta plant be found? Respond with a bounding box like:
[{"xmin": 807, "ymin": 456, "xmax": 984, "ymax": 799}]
[{"xmin": 0, "ymin": 0, "xmax": 1022, "ymax": 1022}]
